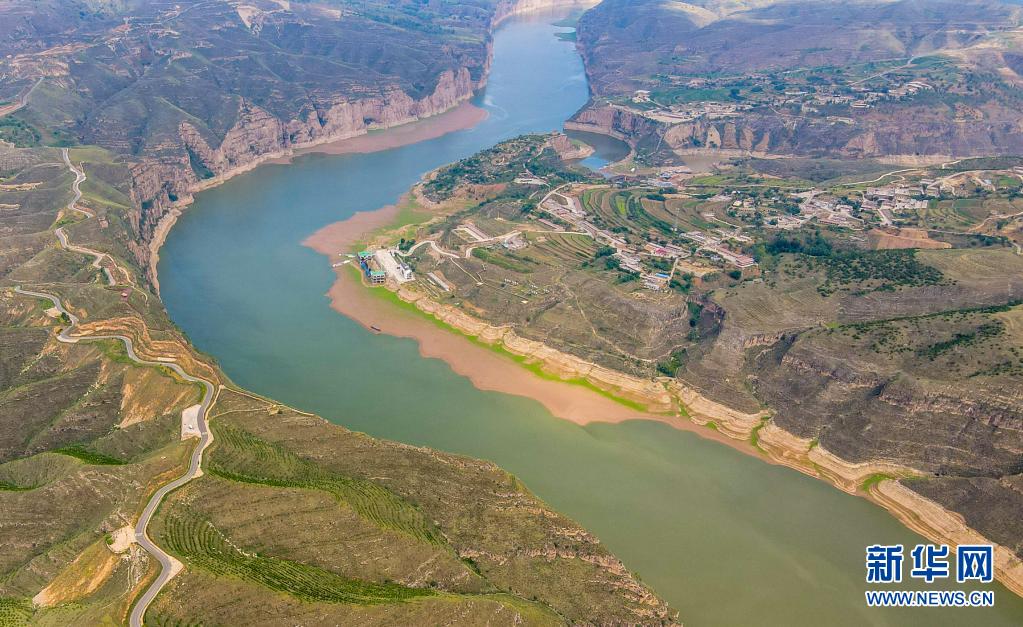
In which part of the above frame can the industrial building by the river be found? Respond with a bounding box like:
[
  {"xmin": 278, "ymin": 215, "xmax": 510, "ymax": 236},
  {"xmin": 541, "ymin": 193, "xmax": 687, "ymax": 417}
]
[{"xmin": 358, "ymin": 249, "xmax": 414, "ymax": 284}]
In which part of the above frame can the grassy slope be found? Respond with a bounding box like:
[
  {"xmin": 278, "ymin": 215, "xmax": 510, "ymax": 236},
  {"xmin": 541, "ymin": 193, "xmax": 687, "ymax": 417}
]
[
  {"xmin": 148, "ymin": 390, "xmax": 672, "ymax": 624},
  {"xmin": 0, "ymin": 141, "xmax": 674, "ymax": 624}
]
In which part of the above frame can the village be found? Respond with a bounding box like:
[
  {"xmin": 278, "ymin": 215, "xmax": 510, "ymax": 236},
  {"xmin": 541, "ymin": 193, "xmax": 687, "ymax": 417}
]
[
  {"xmin": 621, "ymin": 62, "xmax": 942, "ymax": 126},
  {"xmin": 352, "ymin": 136, "xmax": 1023, "ymax": 297}
]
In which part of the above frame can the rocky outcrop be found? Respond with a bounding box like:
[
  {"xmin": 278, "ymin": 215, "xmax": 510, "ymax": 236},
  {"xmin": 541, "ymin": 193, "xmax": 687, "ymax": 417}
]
[
  {"xmin": 873, "ymin": 479, "xmax": 1023, "ymax": 598},
  {"xmin": 549, "ymin": 132, "xmax": 595, "ymax": 160},
  {"xmin": 131, "ymin": 67, "xmax": 481, "ymax": 284},
  {"xmin": 566, "ymin": 105, "xmax": 657, "ymax": 142},
  {"xmin": 133, "ymin": 0, "xmax": 602, "ymax": 286},
  {"xmin": 568, "ymin": 102, "xmax": 1023, "ymax": 165},
  {"xmin": 752, "ymin": 336, "xmax": 1023, "ymax": 476}
]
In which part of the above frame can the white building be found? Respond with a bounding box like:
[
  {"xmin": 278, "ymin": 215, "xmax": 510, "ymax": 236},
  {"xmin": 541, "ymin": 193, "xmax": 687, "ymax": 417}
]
[{"xmin": 374, "ymin": 249, "xmax": 414, "ymax": 283}]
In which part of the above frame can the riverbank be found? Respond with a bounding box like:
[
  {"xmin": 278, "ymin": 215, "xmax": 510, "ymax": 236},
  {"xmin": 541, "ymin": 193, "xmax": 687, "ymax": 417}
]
[
  {"xmin": 303, "ymin": 212, "xmax": 755, "ymax": 457},
  {"xmin": 303, "ymin": 191, "xmax": 1023, "ymax": 598},
  {"xmin": 145, "ymin": 101, "xmax": 488, "ymax": 294},
  {"xmin": 143, "ymin": 0, "xmax": 594, "ymax": 292},
  {"xmin": 276, "ymin": 102, "xmax": 489, "ymax": 161}
]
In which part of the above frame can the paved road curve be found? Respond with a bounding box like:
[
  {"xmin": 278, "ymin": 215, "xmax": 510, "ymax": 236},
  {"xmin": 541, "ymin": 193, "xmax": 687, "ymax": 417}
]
[
  {"xmin": 13, "ymin": 147, "xmax": 218, "ymax": 627},
  {"xmin": 57, "ymin": 148, "xmax": 118, "ymax": 285},
  {"xmin": 15, "ymin": 286, "xmax": 217, "ymax": 626}
]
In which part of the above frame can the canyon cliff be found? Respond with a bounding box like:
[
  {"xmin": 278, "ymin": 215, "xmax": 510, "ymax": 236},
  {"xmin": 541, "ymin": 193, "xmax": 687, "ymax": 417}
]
[{"xmin": 2, "ymin": 0, "xmax": 603, "ymax": 284}]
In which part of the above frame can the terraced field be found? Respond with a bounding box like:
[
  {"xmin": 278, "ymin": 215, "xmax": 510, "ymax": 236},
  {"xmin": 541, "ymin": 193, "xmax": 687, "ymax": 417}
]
[
  {"xmin": 521, "ymin": 232, "xmax": 598, "ymax": 265},
  {"xmin": 160, "ymin": 511, "xmax": 436, "ymax": 605},
  {"xmin": 146, "ymin": 390, "xmax": 673, "ymax": 624},
  {"xmin": 916, "ymin": 196, "xmax": 1023, "ymax": 231},
  {"xmin": 580, "ymin": 188, "xmax": 718, "ymax": 237},
  {"xmin": 209, "ymin": 423, "xmax": 443, "ymax": 545}
]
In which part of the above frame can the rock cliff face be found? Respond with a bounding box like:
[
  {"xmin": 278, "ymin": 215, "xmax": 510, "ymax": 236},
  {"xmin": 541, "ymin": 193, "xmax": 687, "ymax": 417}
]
[
  {"xmin": 753, "ymin": 339, "xmax": 1023, "ymax": 475},
  {"xmin": 130, "ymin": 0, "xmax": 598, "ymax": 284},
  {"xmin": 130, "ymin": 66, "xmax": 481, "ymax": 280},
  {"xmin": 566, "ymin": 106, "xmax": 655, "ymax": 141},
  {"xmin": 569, "ymin": 104, "xmax": 1023, "ymax": 163}
]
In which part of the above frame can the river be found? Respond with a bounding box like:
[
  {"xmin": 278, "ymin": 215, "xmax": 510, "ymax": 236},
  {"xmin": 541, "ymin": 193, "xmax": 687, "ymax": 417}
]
[{"xmin": 158, "ymin": 11, "xmax": 1023, "ymax": 625}]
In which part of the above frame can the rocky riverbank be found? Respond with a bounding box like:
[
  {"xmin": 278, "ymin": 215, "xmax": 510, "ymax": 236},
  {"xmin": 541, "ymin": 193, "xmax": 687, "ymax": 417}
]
[{"xmin": 382, "ymin": 267, "xmax": 1023, "ymax": 597}]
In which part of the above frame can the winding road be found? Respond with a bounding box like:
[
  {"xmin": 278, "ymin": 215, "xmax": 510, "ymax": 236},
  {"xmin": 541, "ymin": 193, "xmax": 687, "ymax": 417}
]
[
  {"xmin": 13, "ymin": 148, "xmax": 217, "ymax": 627},
  {"xmin": 57, "ymin": 149, "xmax": 118, "ymax": 286},
  {"xmin": 0, "ymin": 77, "xmax": 43, "ymax": 118}
]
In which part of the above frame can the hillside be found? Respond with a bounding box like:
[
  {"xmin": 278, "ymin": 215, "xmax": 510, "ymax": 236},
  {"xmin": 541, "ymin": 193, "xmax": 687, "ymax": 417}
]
[
  {"xmin": 0, "ymin": 141, "xmax": 672, "ymax": 622},
  {"xmin": 359, "ymin": 134, "xmax": 1023, "ymax": 590},
  {"xmin": 571, "ymin": 0, "xmax": 1023, "ymax": 161},
  {"xmin": 0, "ymin": 0, "xmax": 536, "ymax": 282}
]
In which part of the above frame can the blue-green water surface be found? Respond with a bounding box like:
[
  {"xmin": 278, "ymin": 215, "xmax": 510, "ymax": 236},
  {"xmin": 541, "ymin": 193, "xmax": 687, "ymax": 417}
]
[{"xmin": 159, "ymin": 13, "xmax": 1023, "ymax": 626}]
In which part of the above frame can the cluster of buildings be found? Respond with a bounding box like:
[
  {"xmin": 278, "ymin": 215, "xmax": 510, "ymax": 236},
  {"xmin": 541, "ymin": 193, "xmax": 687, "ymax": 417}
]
[
  {"xmin": 862, "ymin": 185, "xmax": 931, "ymax": 225},
  {"xmin": 623, "ymin": 74, "xmax": 937, "ymax": 124},
  {"xmin": 636, "ymin": 101, "xmax": 752, "ymax": 124},
  {"xmin": 358, "ymin": 249, "xmax": 414, "ymax": 285},
  {"xmin": 721, "ymin": 189, "xmax": 866, "ymax": 230},
  {"xmin": 678, "ymin": 231, "xmax": 757, "ymax": 268},
  {"xmin": 848, "ymin": 80, "xmax": 934, "ymax": 109},
  {"xmin": 772, "ymin": 78, "xmax": 936, "ymax": 112},
  {"xmin": 798, "ymin": 194, "xmax": 863, "ymax": 228}
]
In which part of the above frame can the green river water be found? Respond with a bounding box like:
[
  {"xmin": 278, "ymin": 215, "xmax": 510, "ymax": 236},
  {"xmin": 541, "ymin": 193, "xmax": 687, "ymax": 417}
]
[{"xmin": 158, "ymin": 12, "xmax": 1023, "ymax": 626}]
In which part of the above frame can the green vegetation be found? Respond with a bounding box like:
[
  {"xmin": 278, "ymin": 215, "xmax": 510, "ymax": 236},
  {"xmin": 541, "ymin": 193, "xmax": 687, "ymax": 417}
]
[
  {"xmin": 0, "ymin": 597, "xmax": 32, "ymax": 626},
  {"xmin": 749, "ymin": 418, "xmax": 769, "ymax": 453},
  {"xmin": 424, "ymin": 135, "xmax": 596, "ymax": 201},
  {"xmin": 0, "ymin": 117, "xmax": 41, "ymax": 147},
  {"xmin": 209, "ymin": 424, "xmax": 443, "ymax": 545},
  {"xmin": 837, "ymin": 301, "xmax": 1022, "ymax": 334},
  {"xmin": 0, "ymin": 481, "xmax": 34, "ymax": 492},
  {"xmin": 53, "ymin": 445, "xmax": 127, "ymax": 466},
  {"xmin": 471, "ymin": 248, "xmax": 535, "ymax": 273},
  {"xmin": 860, "ymin": 473, "xmax": 895, "ymax": 492},
  {"xmin": 767, "ymin": 234, "xmax": 945, "ymax": 296},
  {"xmin": 918, "ymin": 320, "xmax": 1003, "ymax": 360},
  {"xmin": 97, "ymin": 339, "xmax": 134, "ymax": 364},
  {"xmin": 809, "ymin": 250, "xmax": 944, "ymax": 296},
  {"xmin": 656, "ymin": 349, "xmax": 687, "ymax": 377},
  {"xmin": 160, "ymin": 511, "xmax": 436, "ymax": 604},
  {"xmin": 186, "ymin": 147, "xmax": 214, "ymax": 180}
]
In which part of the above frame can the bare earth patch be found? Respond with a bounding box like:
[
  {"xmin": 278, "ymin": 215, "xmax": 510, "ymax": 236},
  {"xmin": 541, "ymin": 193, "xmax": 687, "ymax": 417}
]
[{"xmin": 869, "ymin": 227, "xmax": 952, "ymax": 250}]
